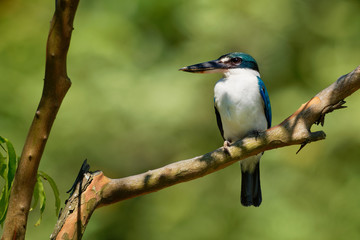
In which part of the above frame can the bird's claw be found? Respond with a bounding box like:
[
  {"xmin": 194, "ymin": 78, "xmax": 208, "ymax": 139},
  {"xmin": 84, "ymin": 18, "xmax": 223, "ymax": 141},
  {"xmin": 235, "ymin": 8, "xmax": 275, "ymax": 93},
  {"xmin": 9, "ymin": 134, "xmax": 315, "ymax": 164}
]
[{"xmin": 223, "ymin": 140, "xmax": 231, "ymax": 155}]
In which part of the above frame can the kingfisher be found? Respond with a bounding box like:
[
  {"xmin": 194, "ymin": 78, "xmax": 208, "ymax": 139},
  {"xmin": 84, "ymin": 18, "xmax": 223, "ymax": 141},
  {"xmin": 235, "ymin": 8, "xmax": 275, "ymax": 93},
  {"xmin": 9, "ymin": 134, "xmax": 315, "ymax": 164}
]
[{"xmin": 180, "ymin": 52, "xmax": 272, "ymax": 207}]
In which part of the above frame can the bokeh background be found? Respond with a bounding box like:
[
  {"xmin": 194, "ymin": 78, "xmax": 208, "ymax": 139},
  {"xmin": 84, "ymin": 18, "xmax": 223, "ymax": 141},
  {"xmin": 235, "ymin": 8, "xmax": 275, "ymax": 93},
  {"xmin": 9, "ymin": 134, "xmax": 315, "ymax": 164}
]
[{"xmin": 1, "ymin": 0, "xmax": 360, "ymax": 239}]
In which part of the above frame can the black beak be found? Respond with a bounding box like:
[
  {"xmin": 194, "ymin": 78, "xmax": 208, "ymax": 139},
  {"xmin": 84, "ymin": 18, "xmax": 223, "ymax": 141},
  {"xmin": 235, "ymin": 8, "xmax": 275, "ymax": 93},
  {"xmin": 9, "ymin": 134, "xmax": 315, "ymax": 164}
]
[{"xmin": 179, "ymin": 59, "xmax": 227, "ymax": 73}]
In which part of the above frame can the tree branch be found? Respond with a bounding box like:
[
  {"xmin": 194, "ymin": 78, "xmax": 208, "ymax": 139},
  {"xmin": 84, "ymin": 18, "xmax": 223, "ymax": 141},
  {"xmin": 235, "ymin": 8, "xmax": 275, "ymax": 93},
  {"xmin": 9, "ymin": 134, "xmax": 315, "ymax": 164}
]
[
  {"xmin": 51, "ymin": 66, "xmax": 360, "ymax": 239},
  {"xmin": 1, "ymin": 1, "xmax": 80, "ymax": 239}
]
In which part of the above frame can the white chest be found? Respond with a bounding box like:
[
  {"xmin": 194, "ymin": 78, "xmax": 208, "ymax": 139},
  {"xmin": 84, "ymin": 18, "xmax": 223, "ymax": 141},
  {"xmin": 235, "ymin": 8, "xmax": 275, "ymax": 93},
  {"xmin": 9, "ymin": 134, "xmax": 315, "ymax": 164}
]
[{"xmin": 214, "ymin": 69, "xmax": 267, "ymax": 141}]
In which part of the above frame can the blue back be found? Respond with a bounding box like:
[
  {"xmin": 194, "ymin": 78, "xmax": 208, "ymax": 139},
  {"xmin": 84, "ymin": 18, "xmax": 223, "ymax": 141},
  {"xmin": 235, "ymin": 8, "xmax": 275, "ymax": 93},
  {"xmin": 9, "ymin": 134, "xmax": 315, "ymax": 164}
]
[{"xmin": 257, "ymin": 76, "xmax": 272, "ymax": 128}]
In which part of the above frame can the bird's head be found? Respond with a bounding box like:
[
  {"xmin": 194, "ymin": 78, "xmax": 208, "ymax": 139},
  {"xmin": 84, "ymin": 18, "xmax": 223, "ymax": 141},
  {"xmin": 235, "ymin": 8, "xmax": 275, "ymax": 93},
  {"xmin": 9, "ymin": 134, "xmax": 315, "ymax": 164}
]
[{"xmin": 179, "ymin": 52, "xmax": 259, "ymax": 74}]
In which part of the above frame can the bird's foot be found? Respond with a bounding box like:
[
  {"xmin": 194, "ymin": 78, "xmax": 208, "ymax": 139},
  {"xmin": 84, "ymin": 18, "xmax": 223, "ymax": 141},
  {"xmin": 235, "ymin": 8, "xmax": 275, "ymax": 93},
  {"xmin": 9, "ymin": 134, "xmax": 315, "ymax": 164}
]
[
  {"xmin": 223, "ymin": 140, "xmax": 231, "ymax": 155},
  {"xmin": 249, "ymin": 130, "xmax": 261, "ymax": 140}
]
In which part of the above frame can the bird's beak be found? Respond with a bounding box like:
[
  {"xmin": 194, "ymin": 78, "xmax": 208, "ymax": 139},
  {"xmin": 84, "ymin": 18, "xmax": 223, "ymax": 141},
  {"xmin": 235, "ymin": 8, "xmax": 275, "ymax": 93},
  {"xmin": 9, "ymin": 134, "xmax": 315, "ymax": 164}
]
[{"xmin": 179, "ymin": 59, "xmax": 227, "ymax": 74}]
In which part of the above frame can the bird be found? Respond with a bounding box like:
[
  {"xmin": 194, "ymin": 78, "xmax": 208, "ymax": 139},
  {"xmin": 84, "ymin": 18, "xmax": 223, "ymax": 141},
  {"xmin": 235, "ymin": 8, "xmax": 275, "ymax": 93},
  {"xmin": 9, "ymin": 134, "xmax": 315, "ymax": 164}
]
[{"xmin": 179, "ymin": 52, "xmax": 272, "ymax": 207}]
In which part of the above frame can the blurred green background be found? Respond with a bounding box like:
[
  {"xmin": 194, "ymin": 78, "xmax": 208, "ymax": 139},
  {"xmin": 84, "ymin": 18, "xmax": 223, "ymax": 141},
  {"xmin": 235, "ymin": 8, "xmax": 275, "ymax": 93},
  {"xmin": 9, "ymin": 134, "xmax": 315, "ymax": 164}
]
[{"xmin": 1, "ymin": 0, "xmax": 360, "ymax": 239}]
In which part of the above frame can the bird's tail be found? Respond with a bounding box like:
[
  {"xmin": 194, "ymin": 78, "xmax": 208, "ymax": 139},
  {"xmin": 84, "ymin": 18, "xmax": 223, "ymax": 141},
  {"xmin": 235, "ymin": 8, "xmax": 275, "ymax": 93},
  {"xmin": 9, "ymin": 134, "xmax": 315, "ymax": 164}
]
[{"xmin": 240, "ymin": 162, "xmax": 262, "ymax": 207}]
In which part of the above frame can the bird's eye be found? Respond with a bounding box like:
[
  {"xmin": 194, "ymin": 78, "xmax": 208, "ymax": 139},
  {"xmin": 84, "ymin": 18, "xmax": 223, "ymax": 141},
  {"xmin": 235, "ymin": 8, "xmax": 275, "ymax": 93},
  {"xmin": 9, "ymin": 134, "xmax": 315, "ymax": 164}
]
[{"xmin": 231, "ymin": 57, "xmax": 242, "ymax": 64}]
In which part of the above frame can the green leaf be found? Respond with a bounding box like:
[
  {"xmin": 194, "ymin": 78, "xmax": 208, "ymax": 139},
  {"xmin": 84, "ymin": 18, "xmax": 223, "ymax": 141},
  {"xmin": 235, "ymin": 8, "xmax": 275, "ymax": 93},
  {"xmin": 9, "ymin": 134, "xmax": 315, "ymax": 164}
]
[
  {"xmin": 38, "ymin": 171, "xmax": 60, "ymax": 216},
  {"xmin": 0, "ymin": 151, "xmax": 6, "ymax": 179},
  {"xmin": 0, "ymin": 155, "xmax": 6, "ymax": 225},
  {"xmin": 0, "ymin": 137, "xmax": 58, "ymax": 228},
  {"xmin": 31, "ymin": 178, "xmax": 40, "ymax": 212},
  {"xmin": 5, "ymin": 140, "xmax": 17, "ymax": 189},
  {"xmin": 34, "ymin": 175, "xmax": 46, "ymax": 227},
  {"xmin": 0, "ymin": 186, "xmax": 8, "ymax": 226},
  {"xmin": 0, "ymin": 136, "xmax": 16, "ymax": 226}
]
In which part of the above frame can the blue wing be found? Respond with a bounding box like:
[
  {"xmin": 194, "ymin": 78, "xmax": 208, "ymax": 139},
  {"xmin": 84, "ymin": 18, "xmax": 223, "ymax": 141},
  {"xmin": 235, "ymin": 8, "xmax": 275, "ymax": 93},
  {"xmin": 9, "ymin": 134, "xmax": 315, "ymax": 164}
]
[{"xmin": 257, "ymin": 76, "xmax": 272, "ymax": 128}]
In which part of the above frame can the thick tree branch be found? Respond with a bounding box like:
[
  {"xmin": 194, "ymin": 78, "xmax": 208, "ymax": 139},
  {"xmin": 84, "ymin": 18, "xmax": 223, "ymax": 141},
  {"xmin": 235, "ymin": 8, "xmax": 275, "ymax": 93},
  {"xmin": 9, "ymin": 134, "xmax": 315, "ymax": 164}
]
[
  {"xmin": 51, "ymin": 66, "xmax": 360, "ymax": 239},
  {"xmin": 1, "ymin": 1, "xmax": 80, "ymax": 239}
]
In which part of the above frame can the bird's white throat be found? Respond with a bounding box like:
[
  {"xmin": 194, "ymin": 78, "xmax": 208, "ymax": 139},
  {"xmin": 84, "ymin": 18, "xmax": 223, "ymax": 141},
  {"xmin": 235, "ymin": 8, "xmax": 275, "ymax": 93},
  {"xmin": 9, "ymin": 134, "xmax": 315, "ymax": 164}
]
[{"xmin": 223, "ymin": 68, "xmax": 260, "ymax": 78}]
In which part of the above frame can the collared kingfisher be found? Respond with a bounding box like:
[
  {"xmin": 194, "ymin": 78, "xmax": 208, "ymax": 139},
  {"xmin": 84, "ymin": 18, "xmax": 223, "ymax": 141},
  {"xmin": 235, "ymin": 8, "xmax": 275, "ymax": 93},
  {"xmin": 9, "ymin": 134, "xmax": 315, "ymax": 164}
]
[{"xmin": 180, "ymin": 52, "xmax": 272, "ymax": 207}]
